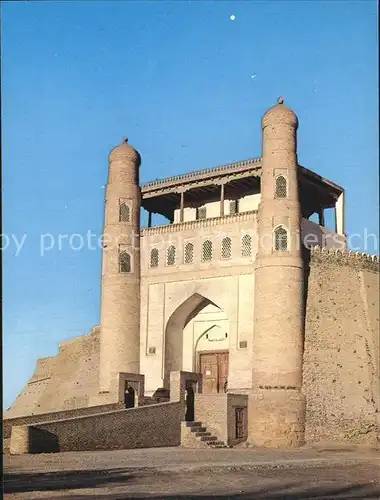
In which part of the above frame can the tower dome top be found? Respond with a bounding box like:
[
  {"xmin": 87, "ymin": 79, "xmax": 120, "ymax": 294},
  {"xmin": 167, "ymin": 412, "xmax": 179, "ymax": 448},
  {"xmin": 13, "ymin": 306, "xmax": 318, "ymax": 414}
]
[
  {"xmin": 262, "ymin": 97, "xmax": 298, "ymax": 129},
  {"xmin": 109, "ymin": 137, "xmax": 141, "ymax": 165}
]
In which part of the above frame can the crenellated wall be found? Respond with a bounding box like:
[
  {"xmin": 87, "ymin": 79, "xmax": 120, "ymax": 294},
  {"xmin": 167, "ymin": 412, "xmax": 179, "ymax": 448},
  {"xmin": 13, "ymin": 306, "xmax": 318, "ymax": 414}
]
[{"xmin": 303, "ymin": 247, "xmax": 380, "ymax": 444}]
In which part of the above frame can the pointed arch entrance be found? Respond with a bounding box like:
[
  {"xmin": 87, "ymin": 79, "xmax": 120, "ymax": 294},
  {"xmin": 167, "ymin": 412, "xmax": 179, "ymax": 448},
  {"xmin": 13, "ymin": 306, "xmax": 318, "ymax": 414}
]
[{"xmin": 164, "ymin": 292, "xmax": 230, "ymax": 391}]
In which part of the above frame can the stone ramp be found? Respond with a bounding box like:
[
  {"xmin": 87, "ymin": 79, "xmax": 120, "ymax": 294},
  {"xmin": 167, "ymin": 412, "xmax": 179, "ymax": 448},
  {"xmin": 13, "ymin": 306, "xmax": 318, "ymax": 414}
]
[
  {"xmin": 10, "ymin": 401, "xmax": 183, "ymax": 454},
  {"xmin": 3, "ymin": 401, "xmax": 125, "ymax": 440}
]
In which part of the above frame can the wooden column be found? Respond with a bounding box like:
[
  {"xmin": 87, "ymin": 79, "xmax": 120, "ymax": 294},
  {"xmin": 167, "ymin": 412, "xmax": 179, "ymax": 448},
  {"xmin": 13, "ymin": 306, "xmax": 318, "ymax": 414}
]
[
  {"xmin": 335, "ymin": 192, "xmax": 345, "ymax": 236},
  {"xmin": 180, "ymin": 191, "xmax": 184, "ymax": 223},
  {"xmin": 318, "ymin": 209, "xmax": 325, "ymax": 227},
  {"xmin": 220, "ymin": 183, "xmax": 225, "ymax": 217},
  {"xmin": 148, "ymin": 212, "xmax": 152, "ymax": 228}
]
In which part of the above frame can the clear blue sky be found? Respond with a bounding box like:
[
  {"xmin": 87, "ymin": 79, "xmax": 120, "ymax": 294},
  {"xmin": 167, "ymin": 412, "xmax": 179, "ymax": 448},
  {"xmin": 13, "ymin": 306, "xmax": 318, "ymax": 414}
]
[{"xmin": 2, "ymin": 1, "xmax": 378, "ymax": 409}]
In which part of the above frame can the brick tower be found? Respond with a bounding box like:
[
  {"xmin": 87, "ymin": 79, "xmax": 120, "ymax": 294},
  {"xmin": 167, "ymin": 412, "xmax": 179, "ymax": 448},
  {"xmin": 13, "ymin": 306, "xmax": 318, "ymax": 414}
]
[
  {"xmin": 99, "ymin": 138, "xmax": 141, "ymax": 393},
  {"xmin": 248, "ymin": 98, "xmax": 306, "ymax": 447}
]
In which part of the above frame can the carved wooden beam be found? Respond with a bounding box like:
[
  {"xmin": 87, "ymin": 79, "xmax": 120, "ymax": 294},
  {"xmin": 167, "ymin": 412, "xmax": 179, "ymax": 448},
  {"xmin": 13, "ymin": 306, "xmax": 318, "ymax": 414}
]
[{"xmin": 141, "ymin": 170, "xmax": 261, "ymax": 199}]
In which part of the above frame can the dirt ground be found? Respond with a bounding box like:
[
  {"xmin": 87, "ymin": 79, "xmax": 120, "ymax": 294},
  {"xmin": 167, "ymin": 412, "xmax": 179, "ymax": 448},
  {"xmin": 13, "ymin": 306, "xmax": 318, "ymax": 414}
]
[{"xmin": 4, "ymin": 446, "xmax": 380, "ymax": 499}]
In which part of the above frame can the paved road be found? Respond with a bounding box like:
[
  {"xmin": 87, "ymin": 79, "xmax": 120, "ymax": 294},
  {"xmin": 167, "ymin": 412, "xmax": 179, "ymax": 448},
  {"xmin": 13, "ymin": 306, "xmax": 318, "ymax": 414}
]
[{"xmin": 4, "ymin": 446, "xmax": 380, "ymax": 499}]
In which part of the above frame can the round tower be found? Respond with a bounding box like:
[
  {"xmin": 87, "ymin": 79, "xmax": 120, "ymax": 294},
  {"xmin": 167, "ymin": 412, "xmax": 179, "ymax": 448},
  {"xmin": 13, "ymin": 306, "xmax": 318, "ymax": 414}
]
[
  {"xmin": 99, "ymin": 137, "xmax": 141, "ymax": 393},
  {"xmin": 248, "ymin": 98, "xmax": 306, "ymax": 447}
]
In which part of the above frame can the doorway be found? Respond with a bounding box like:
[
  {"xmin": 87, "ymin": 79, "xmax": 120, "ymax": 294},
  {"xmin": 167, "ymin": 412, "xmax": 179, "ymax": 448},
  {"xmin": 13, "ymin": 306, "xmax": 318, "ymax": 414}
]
[
  {"xmin": 124, "ymin": 385, "xmax": 135, "ymax": 409},
  {"xmin": 185, "ymin": 381, "xmax": 195, "ymax": 421},
  {"xmin": 198, "ymin": 351, "xmax": 229, "ymax": 393}
]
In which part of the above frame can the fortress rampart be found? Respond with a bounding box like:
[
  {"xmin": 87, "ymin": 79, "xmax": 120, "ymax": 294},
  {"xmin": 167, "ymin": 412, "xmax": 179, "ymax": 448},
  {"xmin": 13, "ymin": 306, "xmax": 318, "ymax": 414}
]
[{"xmin": 304, "ymin": 246, "xmax": 379, "ymax": 444}]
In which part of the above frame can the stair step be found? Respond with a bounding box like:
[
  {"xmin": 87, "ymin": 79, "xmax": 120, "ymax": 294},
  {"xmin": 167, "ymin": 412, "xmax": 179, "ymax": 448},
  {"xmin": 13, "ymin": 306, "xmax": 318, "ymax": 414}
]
[
  {"xmin": 206, "ymin": 441, "xmax": 226, "ymax": 447},
  {"xmin": 184, "ymin": 421, "xmax": 202, "ymax": 428},
  {"xmin": 190, "ymin": 427, "xmax": 206, "ymax": 433},
  {"xmin": 183, "ymin": 420, "xmax": 227, "ymax": 448},
  {"xmin": 200, "ymin": 435, "xmax": 217, "ymax": 442}
]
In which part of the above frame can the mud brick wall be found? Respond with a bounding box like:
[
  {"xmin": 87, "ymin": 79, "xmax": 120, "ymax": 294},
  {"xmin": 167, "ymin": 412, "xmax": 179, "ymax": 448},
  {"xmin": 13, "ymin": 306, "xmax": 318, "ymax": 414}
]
[
  {"xmin": 5, "ymin": 328, "xmax": 101, "ymax": 419},
  {"xmin": 23, "ymin": 401, "xmax": 182, "ymax": 453},
  {"xmin": 303, "ymin": 248, "xmax": 379, "ymax": 444},
  {"xmin": 4, "ymin": 402, "xmax": 124, "ymax": 440}
]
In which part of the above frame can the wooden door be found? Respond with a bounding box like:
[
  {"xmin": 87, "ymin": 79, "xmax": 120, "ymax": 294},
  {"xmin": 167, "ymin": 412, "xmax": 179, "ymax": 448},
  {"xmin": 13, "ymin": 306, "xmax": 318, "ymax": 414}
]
[
  {"xmin": 199, "ymin": 353, "xmax": 218, "ymax": 393},
  {"xmin": 217, "ymin": 352, "xmax": 229, "ymax": 393},
  {"xmin": 235, "ymin": 407, "xmax": 245, "ymax": 439},
  {"xmin": 199, "ymin": 351, "xmax": 229, "ymax": 393}
]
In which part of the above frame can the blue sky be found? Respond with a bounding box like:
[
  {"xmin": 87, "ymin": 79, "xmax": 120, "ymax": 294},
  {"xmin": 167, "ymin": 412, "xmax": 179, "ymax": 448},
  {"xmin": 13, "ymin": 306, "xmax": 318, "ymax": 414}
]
[{"xmin": 2, "ymin": 1, "xmax": 378, "ymax": 409}]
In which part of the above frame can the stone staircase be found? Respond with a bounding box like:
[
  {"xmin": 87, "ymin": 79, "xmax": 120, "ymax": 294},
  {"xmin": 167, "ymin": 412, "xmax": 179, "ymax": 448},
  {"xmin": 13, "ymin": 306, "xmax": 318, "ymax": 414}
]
[{"xmin": 181, "ymin": 421, "xmax": 228, "ymax": 448}]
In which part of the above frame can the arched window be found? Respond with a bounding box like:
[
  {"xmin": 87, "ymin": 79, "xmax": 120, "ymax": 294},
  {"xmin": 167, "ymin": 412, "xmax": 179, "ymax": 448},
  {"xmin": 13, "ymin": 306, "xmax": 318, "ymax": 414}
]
[
  {"xmin": 119, "ymin": 203, "xmax": 130, "ymax": 222},
  {"xmin": 184, "ymin": 242, "xmax": 194, "ymax": 264},
  {"xmin": 202, "ymin": 240, "xmax": 213, "ymax": 262},
  {"xmin": 275, "ymin": 175, "xmax": 287, "ymax": 199},
  {"xmin": 150, "ymin": 248, "xmax": 159, "ymax": 268},
  {"xmin": 119, "ymin": 251, "xmax": 131, "ymax": 273},
  {"xmin": 221, "ymin": 237, "xmax": 232, "ymax": 259},
  {"xmin": 274, "ymin": 226, "xmax": 288, "ymax": 251},
  {"xmin": 241, "ymin": 234, "xmax": 252, "ymax": 257},
  {"xmin": 167, "ymin": 245, "xmax": 176, "ymax": 266}
]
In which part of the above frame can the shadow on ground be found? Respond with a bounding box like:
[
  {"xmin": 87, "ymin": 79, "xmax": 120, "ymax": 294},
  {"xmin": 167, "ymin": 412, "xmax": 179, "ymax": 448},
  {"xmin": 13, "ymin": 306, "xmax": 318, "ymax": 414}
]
[
  {"xmin": 4, "ymin": 467, "xmax": 380, "ymax": 499},
  {"xmin": 4, "ymin": 468, "xmax": 139, "ymax": 493}
]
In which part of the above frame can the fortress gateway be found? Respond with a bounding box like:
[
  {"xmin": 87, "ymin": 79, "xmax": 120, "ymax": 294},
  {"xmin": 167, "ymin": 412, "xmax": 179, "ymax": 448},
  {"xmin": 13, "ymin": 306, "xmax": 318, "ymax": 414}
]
[{"xmin": 6, "ymin": 99, "xmax": 379, "ymax": 452}]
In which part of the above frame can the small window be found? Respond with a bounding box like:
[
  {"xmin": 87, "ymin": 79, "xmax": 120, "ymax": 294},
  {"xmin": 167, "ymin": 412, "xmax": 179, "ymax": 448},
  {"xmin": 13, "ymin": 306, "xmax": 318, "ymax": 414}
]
[
  {"xmin": 197, "ymin": 207, "xmax": 206, "ymax": 220},
  {"xmin": 184, "ymin": 242, "xmax": 194, "ymax": 264},
  {"xmin": 229, "ymin": 200, "xmax": 238, "ymax": 215},
  {"xmin": 274, "ymin": 226, "xmax": 288, "ymax": 251},
  {"xmin": 241, "ymin": 234, "xmax": 252, "ymax": 257},
  {"xmin": 150, "ymin": 248, "xmax": 159, "ymax": 268},
  {"xmin": 221, "ymin": 237, "xmax": 232, "ymax": 259},
  {"xmin": 275, "ymin": 176, "xmax": 287, "ymax": 199},
  {"xmin": 202, "ymin": 240, "xmax": 213, "ymax": 262},
  {"xmin": 167, "ymin": 245, "xmax": 176, "ymax": 266},
  {"xmin": 119, "ymin": 251, "xmax": 131, "ymax": 273},
  {"xmin": 119, "ymin": 203, "xmax": 130, "ymax": 222}
]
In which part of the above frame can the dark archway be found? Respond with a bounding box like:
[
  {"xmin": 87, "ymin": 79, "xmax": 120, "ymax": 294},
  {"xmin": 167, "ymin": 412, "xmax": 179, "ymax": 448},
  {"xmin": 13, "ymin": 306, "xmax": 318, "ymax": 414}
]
[
  {"xmin": 185, "ymin": 382, "xmax": 195, "ymax": 422},
  {"xmin": 124, "ymin": 385, "xmax": 135, "ymax": 409}
]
